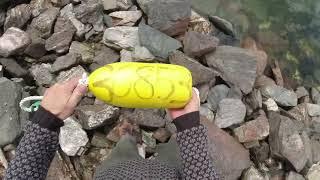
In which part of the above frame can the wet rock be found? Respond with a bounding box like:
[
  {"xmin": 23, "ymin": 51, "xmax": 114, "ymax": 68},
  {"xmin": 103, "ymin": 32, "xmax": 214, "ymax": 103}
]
[
  {"xmin": 200, "ymin": 105, "xmax": 215, "ymax": 122},
  {"xmin": 209, "ymin": 16, "xmax": 235, "ymax": 36},
  {"xmin": 132, "ymin": 46, "xmax": 155, "ymax": 62},
  {"xmin": 139, "ymin": 23, "xmax": 182, "ymax": 59},
  {"xmin": 103, "ymin": 26, "xmax": 139, "ymax": 50},
  {"xmin": 201, "ymin": 117, "xmax": 251, "ymax": 180},
  {"xmin": 207, "ymin": 84, "xmax": 230, "ymax": 111},
  {"xmin": 0, "ymin": 58, "xmax": 28, "ymax": 77},
  {"xmin": 0, "ymin": 27, "xmax": 31, "ymax": 57},
  {"xmin": 233, "ymin": 114, "xmax": 269, "ymax": 142},
  {"xmin": 144, "ymin": 0, "xmax": 191, "ymax": 36},
  {"xmin": 242, "ymin": 166, "xmax": 266, "ymax": 180},
  {"xmin": 24, "ymin": 36, "xmax": 47, "ymax": 58},
  {"xmin": 29, "ymin": 7, "xmax": 60, "ymax": 38},
  {"xmin": 129, "ymin": 109, "xmax": 166, "ymax": 128},
  {"xmin": 183, "ymin": 31, "xmax": 219, "ymax": 58},
  {"xmin": 261, "ymin": 85, "xmax": 298, "ymax": 107},
  {"xmin": 306, "ymin": 162, "xmax": 320, "ymax": 180},
  {"xmin": 255, "ymin": 75, "xmax": 276, "ymax": 89},
  {"xmin": 4, "ymin": 4, "xmax": 32, "ymax": 31},
  {"xmin": 30, "ymin": 0, "xmax": 53, "ymax": 17},
  {"xmin": 109, "ymin": 11, "xmax": 142, "ymax": 26},
  {"xmin": 30, "ymin": 63, "xmax": 55, "ymax": 86},
  {"xmin": 215, "ymin": 98, "xmax": 246, "ymax": 128},
  {"xmin": 311, "ymin": 87, "xmax": 320, "ymax": 105},
  {"xmin": 169, "ymin": 50, "xmax": 215, "ymax": 85},
  {"xmin": 296, "ymin": 87, "xmax": 309, "ymax": 99},
  {"xmin": 59, "ymin": 117, "xmax": 89, "ymax": 156},
  {"xmin": 56, "ymin": 65, "xmax": 87, "ymax": 83},
  {"xmin": 206, "ymin": 46, "xmax": 258, "ymax": 94},
  {"xmin": 89, "ymin": 45, "xmax": 120, "ymax": 71},
  {"xmin": 51, "ymin": 0, "xmax": 70, "ymax": 7},
  {"xmin": 263, "ymin": 98, "xmax": 279, "ymax": 112},
  {"xmin": 188, "ymin": 10, "xmax": 215, "ymax": 35},
  {"xmin": 0, "ymin": 78, "xmax": 22, "ymax": 146},
  {"xmin": 91, "ymin": 132, "xmax": 109, "ymax": 148},
  {"xmin": 306, "ymin": 103, "xmax": 320, "ymax": 117},
  {"xmin": 69, "ymin": 41, "xmax": 95, "ymax": 64},
  {"xmin": 75, "ymin": 105, "xmax": 120, "ymax": 130},
  {"xmin": 51, "ymin": 53, "xmax": 81, "ymax": 73},
  {"xmin": 152, "ymin": 128, "xmax": 171, "ymax": 143}
]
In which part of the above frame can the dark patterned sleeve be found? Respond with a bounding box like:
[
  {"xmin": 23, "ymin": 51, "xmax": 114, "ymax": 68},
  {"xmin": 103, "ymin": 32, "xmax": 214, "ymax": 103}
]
[
  {"xmin": 5, "ymin": 107, "xmax": 64, "ymax": 180},
  {"xmin": 173, "ymin": 111, "xmax": 219, "ymax": 180}
]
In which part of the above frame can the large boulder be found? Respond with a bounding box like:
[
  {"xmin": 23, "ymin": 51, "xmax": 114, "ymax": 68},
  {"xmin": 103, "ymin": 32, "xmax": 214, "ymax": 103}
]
[
  {"xmin": 0, "ymin": 78, "xmax": 22, "ymax": 146},
  {"xmin": 205, "ymin": 46, "xmax": 258, "ymax": 94},
  {"xmin": 138, "ymin": 23, "xmax": 182, "ymax": 59},
  {"xmin": 260, "ymin": 85, "xmax": 298, "ymax": 107},
  {"xmin": 215, "ymin": 98, "xmax": 246, "ymax": 128},
  {"xmin": 183, "ymin": 31, "xmax": 219, "ymax": 57},
  {"xmin": 0, "ymin": 27, "xmax": 31, "ymax": 57},
  {"xmin": 103, "ymin": 26, "xmax": 140, "ymax": 50},
  {"xmin": 169, "ymin": 50, "xmax": 216, "ymax": 85},
  {"xmin": 4, "ymin": 4, "xmax": 32, "ymax": 31}
]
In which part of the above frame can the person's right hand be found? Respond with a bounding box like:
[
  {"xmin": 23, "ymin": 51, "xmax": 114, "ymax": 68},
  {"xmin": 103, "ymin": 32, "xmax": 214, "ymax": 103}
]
[
  {"xmin": 167, "ymin": 88, "xmax": 200, "ymax": 120},
  {"xmin": 41, "ymin": 78, "xmax": 88, "ymax": 120}
]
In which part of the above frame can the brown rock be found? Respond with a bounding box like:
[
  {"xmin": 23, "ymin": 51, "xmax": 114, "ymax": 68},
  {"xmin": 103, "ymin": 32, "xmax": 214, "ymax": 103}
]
[{"xmin": 271, "ymin": 59, "xmax": 284, "ymax": 87}]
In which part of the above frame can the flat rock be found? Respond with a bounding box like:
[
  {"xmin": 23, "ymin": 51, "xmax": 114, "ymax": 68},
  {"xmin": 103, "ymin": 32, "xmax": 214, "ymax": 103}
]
[
  {"xmin": 128, "ymin": 109, "xmax": 166, "ymax": 128},
  {"xmin": 169, "ymin": 50, "xmax": 215, "ymax": 85},
  {"xmin": 0, "ymin": 78, "xmax": 22, "ymax": 146},
  {"xmin": 215, "ymin": 98, "xmax": 246, "ymax": 128},
  {"xmin": 260, "ymin": 85, "xmax": 298, "ymax": 107},
  {"xmin": 69, "ymin": 41, "xmax": 95, "ymax": 64},
  {"xmin": 132, "ymin": 46, "xmax": 155, "ymax": 62},
  {"xmin": 4, "ymin": 4, "xmax": 32, "ymax": 31},
  {"xmin": 145, "ymin": 0, "xmax": 191, "ymax": 36},
  {"xmin": 207, "ymin": 84, "xmax": 230, "ymax": 112},
  {"xmin": 29, "ymin": 7, "xmax": 60, "ymax": 38},
  {"xmin": 306, "ymin": 162, "xmax": 320, "ymax": 180},
  {"xmin": 75, "ymin": 105, "xmax": 120, "ymax": 130},
  {"xmin": 201, "ymin": 117, "xmax": 251, "ymax": 180},
  {"xmin": 103, "ymin": 26, "xmax": 140, "ymax": 50},
  {"xmin": 24, "ymin": 36, "xmax": 47, "ymax": 58},
  {"xmin": 183, "ymin": 31, "xmax": 219, "ymax": 57},
  {"xmin": 89, "ymin": 44, "xmax": 120, "ymax": 71},
  {"xmin": 51, "ymin": 53, "xmax": 81, "ymax": 73},
  {"xmin": 139, "ymin": 23, "xmax": 182, "ymax": 59},
  {"xmin": 306, "ymin": 103, "xmax": 320, "ymax": 117},
  {"xmin": 233, "ymin": 114, "xmax": 269, "ymax": 142},
  {"xmin": 59, "ymin": 117, "xmax": 89, "ymax": 156},
  {"xmin": 56, "ymin": 65, "xmax": 87, "ymax": 83},
  {"xmin": 0, "ymin": 58, "xmax": 28, "ymax": 77},
  {"xmin": 109, "ymin": 11, "xmax": 142, "ymax": 26},
  {"xmin": 206, "ymin": 46, "xmax": 258, "ymax": 94},
  {"xmin": 0, "ymin": 27, "xmax": 31, "ymax": 57},
  {"xmin": 30, "ymin": 63, "xmax": 55, "ymax": 86}
]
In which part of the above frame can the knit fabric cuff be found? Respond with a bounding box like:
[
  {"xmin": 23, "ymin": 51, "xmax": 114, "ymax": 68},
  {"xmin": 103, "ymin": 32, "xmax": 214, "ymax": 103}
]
[
  {"xmin": 173, "ymin": 111, "xmax": 200, "ymax": 132},
  {"xmin": 31, "ymin": 106, "xmax": 64, "ymax": 131}
]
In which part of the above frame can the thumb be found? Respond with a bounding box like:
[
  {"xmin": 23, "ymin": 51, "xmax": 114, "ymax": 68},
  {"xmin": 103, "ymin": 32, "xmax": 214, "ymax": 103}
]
[{"xmin": 67, "ymin": 84, "xmax": 88, "ymax": 109}]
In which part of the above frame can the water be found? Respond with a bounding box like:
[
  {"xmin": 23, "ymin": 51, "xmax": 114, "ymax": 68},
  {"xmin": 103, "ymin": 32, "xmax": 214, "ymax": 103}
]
[{"xmin": 192, "ymin": 0, "xmax": 320, "ymax": 87}]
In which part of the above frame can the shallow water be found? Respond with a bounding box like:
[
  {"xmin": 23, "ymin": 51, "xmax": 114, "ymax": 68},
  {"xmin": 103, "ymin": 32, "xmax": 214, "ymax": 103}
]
[{"xmin": 192, "ymin": 0, "xmax": 320, "ymax": 87}]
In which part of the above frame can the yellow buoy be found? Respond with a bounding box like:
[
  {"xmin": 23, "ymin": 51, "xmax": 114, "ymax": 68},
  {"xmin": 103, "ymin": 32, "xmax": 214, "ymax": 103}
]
[{"xmin": 88, "ymin": 62, "xmax": 192, "ymax": 108}]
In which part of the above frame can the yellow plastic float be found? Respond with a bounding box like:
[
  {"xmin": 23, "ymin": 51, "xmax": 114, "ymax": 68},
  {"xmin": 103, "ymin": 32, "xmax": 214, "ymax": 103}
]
[{"xmin": 88, "ymin": 62, "xmax": 192, "ymax": 108}]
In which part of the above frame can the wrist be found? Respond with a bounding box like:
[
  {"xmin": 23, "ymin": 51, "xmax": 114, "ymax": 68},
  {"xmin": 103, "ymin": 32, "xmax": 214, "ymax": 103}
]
[
  {"xmin": 31, "ymin": 106, "xmax": 64, "ymax": 131},
  {"xmin": 172, "ymin": 111, "xmax": 200, "ymax": 132}
]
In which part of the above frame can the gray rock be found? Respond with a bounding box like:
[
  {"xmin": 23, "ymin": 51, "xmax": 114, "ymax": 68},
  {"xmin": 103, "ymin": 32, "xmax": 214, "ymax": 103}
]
[
  {"xmin": 245, "ymin": 89, "xmax": 263, "ymax": 111},
  {"xmin": 4, "ymin": 4, "xmax": 32, "ymax": 31},
  {"xmin": 288, "ymin": 104, "xmax": 310, "ymax": 127},
  {"xmin": 103, "ymin": 14, "xmax": 113, "ymax": 27},
  {"xmin": 207, "ymin": 84, "xmax": 230, "ymax": 111},
  {"xmin": 145, "ymin": 0, "xmax": 191, "ymax": 36},
  {"xmin": 152, "ymin": 128, "xmax": 171, "ymax": 143},
  {"xmin": 89, "ymin": 44, "xmax": 120, "ymax": 71},
  {"xmin": 120, "ymin": 49, "xmax": 133, "ymax": 62},
  {"xmin": 306, "ymin": 103, "xmax": 320, "ymax": 117},
  {"xmin": 215, "ymin": 98, "xmax": 246, "ymax": 128},
  {"xmin": 0, "ymin": 78, "xmax": 22, "ymax": 146},
  {"xmin": 30, "ymin": 63, "xmax": 55, "ymax": 86},
  {"xmin": 102, "ymin": 0, "xmax": 117, "ymax": 10},
  {"xmin": 129, "ymin": 109, "xmax": 166, "ymax": 128},
  {"xmin": 169, "ymin": 50, "xmax": 215, "ymax": 86},
  {"xmin": 116, "ymin": 0, "xmax": 134, "ymax": 10},
  {"xmin": 183, "ymin": 31, "xmax": 219, "ymax": 57},
  {"xmin": 103, "ymin": 26, "xmax": 140, "ymax": 50},
  {"xmin": 69, "ymin": 41, "xmax": 95, "ymax": 64},
  {"xmin": 75, "ymin": 105, "xmax": 120, "ymax": 130},
  {"xmin": 24, "ymin": 36, "xmax": 47, "ymax": 58},
  {"xmin": 263, "ymin": 98, "xmax": 279, "ymax": 112},
  {"xmin": 59, "ymin": 117, "xmax": 89, "ymax": 156},
  {"xmin": 296, "ymin": 87, "xmax": 309, "ymax": 99},
  {"xmin": 255, "ymin": 75, "xmax": 276, "ymax": 88},
  {"xmin": 54, "ymin": 16, "xmax": 76, "ymax": 34},
  {"xmin": 91, "ymin": 132, "xmax": 109, "ymax": 148},
  {"xmin": 51, "ymin": 0, "xmax": 70, "ymax": 7},
  {"xmin": 45, "ymin": 30, "xmax": 75, "ymax": 54},
  {"xmin": 139, "ymin": 23, "xmax": 182, "ymax": 59},
  {"xmin": 29, "ymin": 7, "xmax": 60, "ymax": 38},
  {"xmin": 132, "ymin": 46, "xmax": 155, "ymax": 62},
  {"xmin": 0, "ymin": 10, "xmax": 5, "ymax": 27},
  {"xmin": 0, "ymin": 65, "xmax": 3, "ymax": 77},
  {"xmin": 56, "ymin": 65, "xmax": 87, "ymax": 83},
  {"xmin": 29, "ymin": 0, "xmax": 53, "ymax": 17},
  {"xmin": 197, "ymin": 83, "xmax": 211, "ymax": 103},
  {"xmin": 0, "ymin": 58, "xmax": 28, "ymax": 77},
  {"xmin": 311, "ymin": 138, "xmax": 320, "ymax": 163},
  {"xmin": 109, "ymin": 11, "xmax": 142, "ymax": 26},
  {"xmin": 0, "ymin": 27, "xmax": 31, "ymax": 57},
  {"xmin": 311, "ymin": 87, "xmax": 320, "ymax": 105},
  {"xmin": 261, "ymin": 85, "xmax": 298, "ymax": 107},
  {"xmin": 242, "ymin": 166, "xmax": 266, "ymax": 180},
  {"xmin": 142, "ymin": 130, "xmax": 156, "ymax": 149},
  {"xmin": 206, "ymin": 46, "xmax": 258, "ymax": 94},
  {"xmin": 286, "ymin": 172, "xmax": 305, "ymax": 180},
  {"xmin": 233, "ymin": 114, "xmax": 269, "ymax": 143},
  {"xmin": 209, "ymin": 16, "xmax": 235, "ymax": 36},
  {"xmin": 306, "ymin": 162, "xmax": 320, "ymax": 180},
  {"xmin": 51, "ymin": 53, "xmax": 81, "ymax": 73},
  {"xmin": 227, "ymin": 85, "xmax": 243, "ymax": 99},
  {"xmin": 251, "ymin": 142, "xmax": 270, "ymax": 162},
  {"xmin": 136, "ymin": 0, "xmax": 153, "ymax": 12},
  {"xmin": 200, "ymin": 105, "xmax": 215, "ymax": 122}
]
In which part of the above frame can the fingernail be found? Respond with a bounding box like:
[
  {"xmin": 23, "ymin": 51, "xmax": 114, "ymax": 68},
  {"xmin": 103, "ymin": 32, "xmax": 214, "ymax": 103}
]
[{"xmin": 193, "ymin": 87, "xmax": 200, "ymax": 97}]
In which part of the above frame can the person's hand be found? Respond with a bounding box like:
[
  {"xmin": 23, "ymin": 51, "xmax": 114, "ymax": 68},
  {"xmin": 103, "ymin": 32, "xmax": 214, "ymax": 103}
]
[
  {"xmin": 168, "ymin": 88, "xmax": 200, "ymax": 120},
  {"xmin": 41, "ymin": 78, "xmax": 88, "ymax": 120}
]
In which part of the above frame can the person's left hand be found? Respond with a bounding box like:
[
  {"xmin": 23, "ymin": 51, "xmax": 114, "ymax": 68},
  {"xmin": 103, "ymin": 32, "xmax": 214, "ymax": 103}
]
[{"xmin": 41, "ymin": 78, "xmax": 88, "ymax": 120}]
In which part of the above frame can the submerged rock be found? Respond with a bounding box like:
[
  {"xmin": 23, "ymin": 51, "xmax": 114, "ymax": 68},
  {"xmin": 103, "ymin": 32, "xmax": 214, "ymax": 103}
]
[
  {"xmin": 260, "ymin": 85, "xmax": 298, "ymax": 107},
  {"xmin": 215, "ymin": 98, "xmax": 246, "ymax": 128},
  {"xmin": 4, "ymin": 4, "xmax": 32, "ymax": 31},
  {"xmin": 0, "ymin": 27, "xmax": 31, "ymax": 57},
  {"xmin": 103, "ymin": 26, "xmax": 139, "ymax": 49}
]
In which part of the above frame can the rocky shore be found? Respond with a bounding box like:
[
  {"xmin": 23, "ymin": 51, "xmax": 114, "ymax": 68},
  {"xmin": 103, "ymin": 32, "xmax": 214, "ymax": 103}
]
[{"xmin": 0, "ymin": 0, "xmax": 319, "ymax": 179}]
